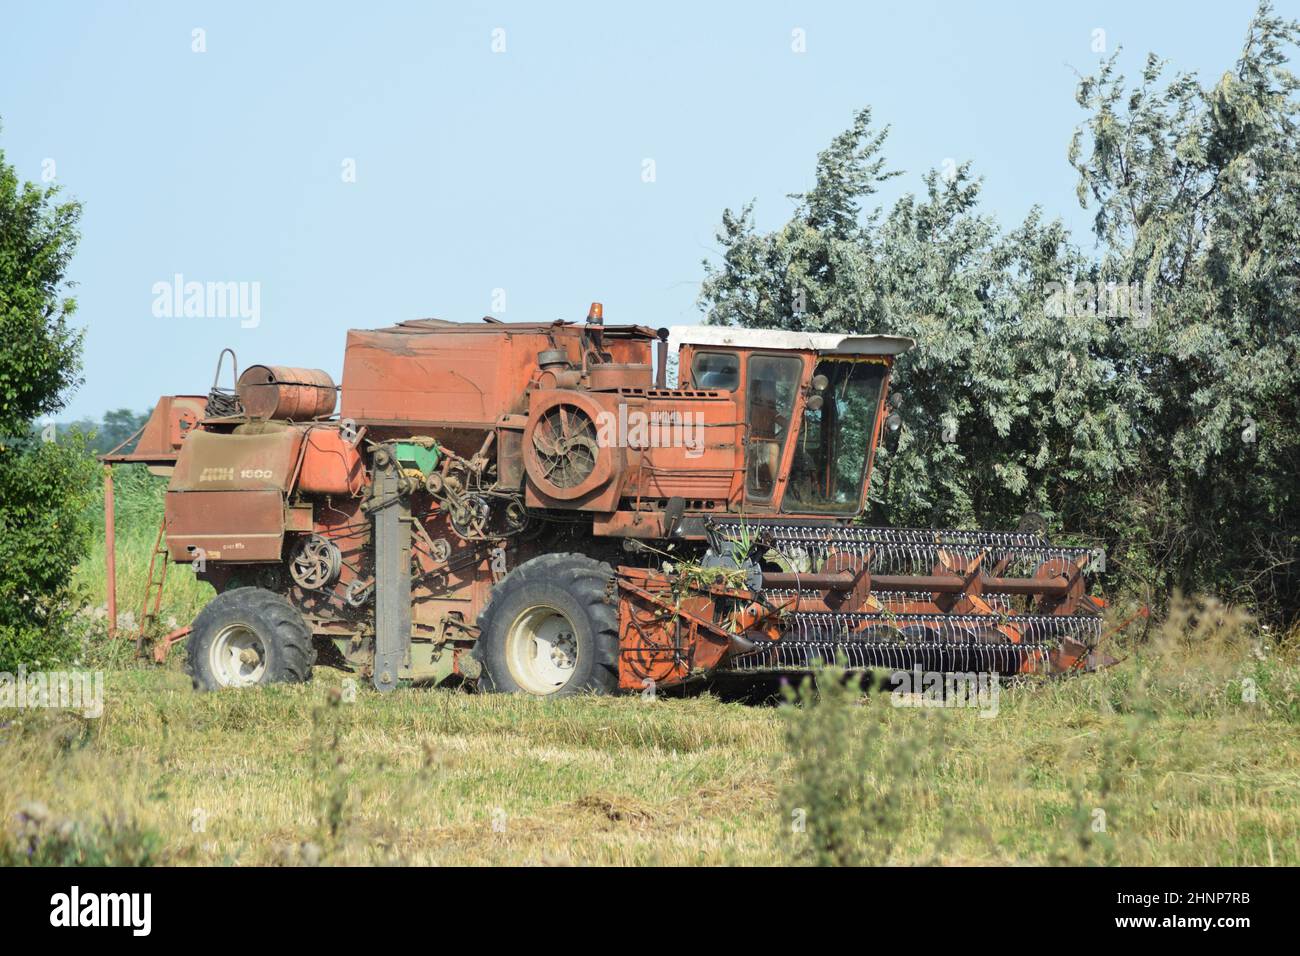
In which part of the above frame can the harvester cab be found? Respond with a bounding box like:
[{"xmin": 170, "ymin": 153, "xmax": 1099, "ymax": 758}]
[
  {"xmin": 121, "ymin": 303, "xmax": 1106, "ymax": 695},
  {"xmin": 669, "ymin": 326, "xmax": 906, "ymax": 518}
]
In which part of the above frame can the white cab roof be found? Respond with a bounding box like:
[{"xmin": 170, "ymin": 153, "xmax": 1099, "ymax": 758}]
[{"xmin": 668, "ymin": 325, "xmax": 914, "ymax": 356}]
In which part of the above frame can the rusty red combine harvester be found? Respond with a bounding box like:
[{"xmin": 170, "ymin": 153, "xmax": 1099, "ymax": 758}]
[{"xmin": 109, "ymin": 304, "xmax": 1106, "ymax": 694}]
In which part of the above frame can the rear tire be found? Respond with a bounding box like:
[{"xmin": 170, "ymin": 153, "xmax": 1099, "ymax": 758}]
[
  {"xmin": 186, "ymin": 587, "xmax": 316, "ymax": 691},
  {"xmin": 475, "ymin": 554, "xmax": 619, "ymax": 697}
]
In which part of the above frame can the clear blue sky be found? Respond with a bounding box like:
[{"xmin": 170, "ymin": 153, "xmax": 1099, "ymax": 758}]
[{"xmin": 0, "ymin": 0, "xmax": 1274, "ymax": 419}]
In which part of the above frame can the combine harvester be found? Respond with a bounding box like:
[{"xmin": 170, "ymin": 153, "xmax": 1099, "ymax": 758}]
[{"xmin": 106, "ymin": 304, "xmax": 1107, "ymax": 694}]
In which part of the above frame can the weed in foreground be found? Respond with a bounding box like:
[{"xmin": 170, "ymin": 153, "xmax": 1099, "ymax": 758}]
[
  {"xmin": 0, "ymin": 801, "xmax": 165, "ymax": 866},
  {"xmin": 779, "ymin": 664, "xmax": 945, "ymax": 866}
]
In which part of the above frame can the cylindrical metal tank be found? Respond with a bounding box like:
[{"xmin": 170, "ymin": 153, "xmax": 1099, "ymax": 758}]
[{"xmin": 237, "ymin": 366, "xmax": 337, "ymax": 420}]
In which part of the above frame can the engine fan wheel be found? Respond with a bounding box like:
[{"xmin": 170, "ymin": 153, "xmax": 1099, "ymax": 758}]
[
  {"xmin": 523, "ymin": 394, "xmax": 616, "ymax": 500},
  {"xmin": 532, "ymin": 404, "xmax": 599, "ymax": 488}
]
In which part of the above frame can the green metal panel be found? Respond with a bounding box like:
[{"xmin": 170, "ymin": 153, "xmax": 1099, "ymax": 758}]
[{"xmin": 394, "ymin": 441, "xmax": 441, "ymax": 475}]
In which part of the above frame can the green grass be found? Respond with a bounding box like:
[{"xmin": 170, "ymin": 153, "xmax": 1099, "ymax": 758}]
[
  {"xmin": 70, "ymin": 465, "xmax": 213, "ymax": 662},
  {"xmin": 72, "ymin": 524, "xmax": 213, "ymax": 634},
  {"xmin": 9, "ymin": 470, "xmax": 1294, "ymax": 866},
  {"xmin": 1, "ymin": 628, "xmax": 1296, "ymax": 866}
]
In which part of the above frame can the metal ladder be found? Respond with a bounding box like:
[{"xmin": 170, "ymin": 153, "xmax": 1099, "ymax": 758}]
[{"xmin": 136, "ymin": 517, "xmax": 170, "ymax": 654}]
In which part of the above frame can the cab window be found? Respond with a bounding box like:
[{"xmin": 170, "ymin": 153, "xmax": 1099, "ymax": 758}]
[
  {"xmin": 745, "ymin": 355, "xmax": 801, "ymax": 500},
  {"xmin": 691, "ymin": 351, "xmax": 739, "ymax": 391},
  {"xmin": 783, "ymin": 359, "xmax": 887, "ymax": 514}
]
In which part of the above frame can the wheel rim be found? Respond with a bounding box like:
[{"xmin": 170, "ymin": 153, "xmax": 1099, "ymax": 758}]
[
  {"xmin": 504, "ymin": 604, "xmax": 579, "ymax": 695},
  {"xmin": 209, "ymin": 623, "xmax": 269, "ymax": 687}
]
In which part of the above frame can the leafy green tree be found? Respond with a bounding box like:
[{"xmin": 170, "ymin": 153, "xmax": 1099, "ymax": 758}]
[
  {"xmin": 61, "ymin": 407, "xmax": 151, "ymax": 455},
  {"xmin": 1070, "ymin": 0, "xmax": 1300, "ymax": 618},
  {"xmin": 699, "ymin": 112, "xmax": 1140, "ymax": 536},
  {"xmin": 0, "ymin": 129, "xmax": 99, "ymax": 669},
  {"xmin": 699, "ymin": 2, "xmax": 1300, "ymax": 625}
]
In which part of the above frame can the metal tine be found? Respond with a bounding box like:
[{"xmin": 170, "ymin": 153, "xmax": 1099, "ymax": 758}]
[
  {"xmin": 724, "ymin": 521, "xmax": 1093, "ymax": 566},
  {"xmin": 728, "ymin": 604, "xmax": 1103, "ymax": 674}
]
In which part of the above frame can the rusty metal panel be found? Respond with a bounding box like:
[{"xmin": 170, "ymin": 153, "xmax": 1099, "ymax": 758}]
[
  {"xmin": 625, "ymin": 394, "xmax": 742, "ymax": 505},
  {"xmin": 495, "ymin": 415, "xmax": 527, "ymax": 489},
  {"xmin": 169, "ymin": 429, "xmax": 303, "ymax": 492},
  {"xmin": 165, "ymin": 489, "xmax": 286, "ymax": 562},
  {"xmin": 339, "ymin": 325, "xmax": 657, "ymax": 428},
  {"xmin": 341, "ymin": 329, "xmax": 519, "ymax": 426},
  {"xmin": 297, "ymin": 427, "xmax": 365, "ymax": 495},
  {"xmin": 285, "ymin": 504, "xmax": 314, "ymax": 532},
  {"xmin": 99, "ymin": 395, "xmax": 207, "ymax": 464},
  {"xmin": 163, "ymin": 428, "xmax": 302, "ymax": 563},
  {"xmin": 587, "ymin": 363, "xmax": 652, "ymax": 390}
]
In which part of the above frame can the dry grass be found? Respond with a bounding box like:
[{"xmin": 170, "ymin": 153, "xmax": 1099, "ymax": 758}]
[{"xmin": 2, "ymin": 599, "xmax": 1297, "ymax": 866}]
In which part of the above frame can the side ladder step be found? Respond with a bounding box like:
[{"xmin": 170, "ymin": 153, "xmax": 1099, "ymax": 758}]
[{"xmin": 135, "ymin": 517, "xmax": 170, "ymax": 654}]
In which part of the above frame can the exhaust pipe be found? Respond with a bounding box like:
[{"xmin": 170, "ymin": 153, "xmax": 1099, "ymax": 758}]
[{"xmin": 655, "ymin": 328, "xmax": 669, "ymax": 388}]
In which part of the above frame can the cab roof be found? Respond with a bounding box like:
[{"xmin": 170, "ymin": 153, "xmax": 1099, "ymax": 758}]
[
  {"xmin": 668, "ymin": 325, "xmax": 915, "ymax": 356},
  {"xmin": 378, "ymin": 318, "xmax": 660, "ymax": 338}
]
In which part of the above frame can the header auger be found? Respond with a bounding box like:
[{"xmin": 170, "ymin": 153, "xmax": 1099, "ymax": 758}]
[{"xmin": 106, "ymin": 302, "xmax": 1108, "ymax": 694}]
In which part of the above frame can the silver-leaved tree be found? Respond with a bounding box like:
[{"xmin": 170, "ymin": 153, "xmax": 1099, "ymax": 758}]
[{"xmin": 699, "ymin": 2, "xmax": 1299, "ymax": 625}]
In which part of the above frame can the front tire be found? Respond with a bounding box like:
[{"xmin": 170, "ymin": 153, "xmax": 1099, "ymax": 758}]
[
  {"xmin": 475, "ymin": 554, "xmax": 619, "ymax": 697},
  {"xmin": 186, "ymin": 587, "xmax": 316, "ymax": 691}
]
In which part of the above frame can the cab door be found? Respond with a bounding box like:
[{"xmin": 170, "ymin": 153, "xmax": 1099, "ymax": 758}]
[{"xmin": 743, "ymin": 353, "xmax": 804, "ymax": 507}]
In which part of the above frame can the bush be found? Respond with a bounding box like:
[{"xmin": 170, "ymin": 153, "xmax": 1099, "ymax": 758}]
[
  {"xmin": 1, "ymin": 802, "xmax": 164, "ymax": 867},
  {"xmin": 0, "ymin": 128, "xmax": 94, "ymax": 670},
  {"xmin": 0, "ymin": 430, "xmax": 99, "ymax": 671},
  {"xmin": 779, "ymin": 665, "xmax": 943, "ymax": 865}
]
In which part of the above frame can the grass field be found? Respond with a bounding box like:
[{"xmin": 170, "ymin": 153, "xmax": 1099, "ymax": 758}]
[
  {"xmin": 2, "ymin": 608, "xmax": 1297, "ymax": 866},
  {"xmin": 4, "ymin": 470, "xmax": 1295, "ymax": 866},
  {"xmin": 71, "ymin": 465, "xmax": 214, "ymax": 644}
]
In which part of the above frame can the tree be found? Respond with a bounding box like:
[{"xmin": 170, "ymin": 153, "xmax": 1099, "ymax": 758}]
[
  {"xmin": 1070, "ymin": 0, "xmax": 1300, "ymax": 618},
  {"xmin": 698, "ymin": 2, "xmax": 1300, "ymax": 625},
  {"xmin": 699, "ymin": 113, "xmax": 1140, "ymax": 536},
  {"xmin": 0, "ymin": 127, "xmax": 98, "ymax": 669},
  {"xmin": 61, "ymin": 407, "xmax": 152, "ymax": 455}
]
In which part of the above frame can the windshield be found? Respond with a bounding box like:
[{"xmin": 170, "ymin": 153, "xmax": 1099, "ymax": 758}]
[{"xmin": 782, "ymin": 359, "xmax": 888, "ymax": 514}]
